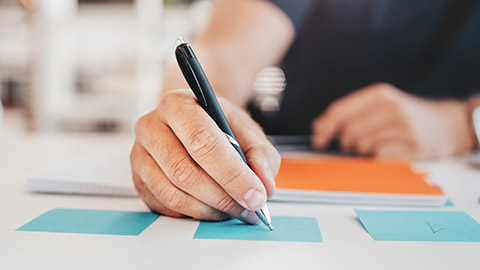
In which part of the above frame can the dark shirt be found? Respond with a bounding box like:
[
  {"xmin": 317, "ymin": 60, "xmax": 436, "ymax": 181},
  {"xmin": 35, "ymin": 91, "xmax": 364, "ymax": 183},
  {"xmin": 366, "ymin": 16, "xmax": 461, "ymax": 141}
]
[{"xmin": 254, "ymin": 0, "xmax": 480, "ymax": 135}]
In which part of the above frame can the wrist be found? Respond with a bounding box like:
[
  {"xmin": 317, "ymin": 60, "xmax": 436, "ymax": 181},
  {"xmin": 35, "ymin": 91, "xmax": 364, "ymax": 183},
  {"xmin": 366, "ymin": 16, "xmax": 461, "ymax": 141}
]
[
  {"xmin": 435, "ymin": 99, "xmax": 477, "ymax": 154},
  {"xmin": 466, "ymin": 95, "xmax": 480, "ymax": 149}
]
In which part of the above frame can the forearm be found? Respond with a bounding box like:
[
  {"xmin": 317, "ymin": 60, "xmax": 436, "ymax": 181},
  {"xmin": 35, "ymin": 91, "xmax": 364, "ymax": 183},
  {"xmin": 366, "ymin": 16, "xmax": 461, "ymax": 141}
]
[
  {"xmin": 162, "ymin": 43, "xmax": 255, "ymax": 107},
  {"xmin": 161, "ymin": 0, "xmax": 294, "ymax": 107}
]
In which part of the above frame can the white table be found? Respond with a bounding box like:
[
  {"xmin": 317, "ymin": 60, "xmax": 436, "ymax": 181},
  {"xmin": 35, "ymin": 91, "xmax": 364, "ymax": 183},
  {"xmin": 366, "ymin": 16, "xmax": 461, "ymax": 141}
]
[{"xmin": 1, "ymin": 130, "xmax": 480, "ymax": 270}]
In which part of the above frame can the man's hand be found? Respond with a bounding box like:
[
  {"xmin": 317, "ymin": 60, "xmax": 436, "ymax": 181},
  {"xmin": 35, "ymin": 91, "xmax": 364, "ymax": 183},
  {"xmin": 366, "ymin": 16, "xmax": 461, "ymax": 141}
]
[
  {"xmin": 130, "ymin": 89, "xmax": 280, "ymax": 224},
  {"xmin": 312, "ymin": 83, "xmax": 477, "ymax": 159}
]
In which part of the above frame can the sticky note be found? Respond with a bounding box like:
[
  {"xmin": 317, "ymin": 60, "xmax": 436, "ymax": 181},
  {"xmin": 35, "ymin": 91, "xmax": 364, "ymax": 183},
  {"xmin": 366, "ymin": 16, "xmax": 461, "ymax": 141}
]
[
  {"xmin": 194, "ymin": 216, "xmax": 322, "ymax": 242},
  {"xmin": 355, "ymin": 209, "xmax": 480, "ymax": 242},
  {"xmin": 444, "ymin": 199, "xmax": 455, "ymax": 207},
  {"xmin": 17, "ymin": 208, "xmax": 159, "ymax": 236}
]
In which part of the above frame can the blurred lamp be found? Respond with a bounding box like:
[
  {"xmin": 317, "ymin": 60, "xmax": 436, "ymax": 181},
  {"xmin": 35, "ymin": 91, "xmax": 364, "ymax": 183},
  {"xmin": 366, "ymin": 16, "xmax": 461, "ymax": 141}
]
[{"xmin": 252, "ymin": 67, "xmax": 286, "ymax": 115}]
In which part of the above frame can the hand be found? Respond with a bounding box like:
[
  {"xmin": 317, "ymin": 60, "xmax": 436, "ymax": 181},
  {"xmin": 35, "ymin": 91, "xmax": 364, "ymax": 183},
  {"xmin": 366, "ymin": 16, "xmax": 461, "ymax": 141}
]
[
  {"xmin": 312, "ymin": 83, "xmax": 477, "ymax": 159},
  {"xmin": 130, "ymin": 89, "xmax": 280, "ymax": 224}
]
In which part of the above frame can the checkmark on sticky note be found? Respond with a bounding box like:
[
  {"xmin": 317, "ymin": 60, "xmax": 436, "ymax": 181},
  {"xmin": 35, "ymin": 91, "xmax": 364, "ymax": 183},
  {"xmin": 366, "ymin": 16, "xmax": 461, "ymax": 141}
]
[
  {"xmin": 17, "ymin": 208, "xmax": 159, "ymax": 236},
  {"xmin": 194, "ymin": 216, "xmax": 323, "ymax": 242},
  {"xmin": 355, "ymin": 209, "xmax": 480, "ymax": 242}
]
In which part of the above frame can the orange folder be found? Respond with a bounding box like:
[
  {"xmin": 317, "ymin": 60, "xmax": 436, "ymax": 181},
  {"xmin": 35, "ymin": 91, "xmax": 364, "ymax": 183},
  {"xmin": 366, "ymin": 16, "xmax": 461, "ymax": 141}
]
[{"xmin": 273, "ymin": 157, "xmax": 445, "ymax": 207}]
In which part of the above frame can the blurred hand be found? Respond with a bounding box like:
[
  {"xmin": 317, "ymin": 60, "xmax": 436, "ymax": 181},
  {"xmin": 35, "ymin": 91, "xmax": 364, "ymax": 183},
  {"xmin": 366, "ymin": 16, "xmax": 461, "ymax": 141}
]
[
  {"xmin": 130, "ymin": 89, "xmax": 280, "ymax": 224},
  {"xmin": 312, "ymin": 83, "xmax": 476, "ymax": 159}
]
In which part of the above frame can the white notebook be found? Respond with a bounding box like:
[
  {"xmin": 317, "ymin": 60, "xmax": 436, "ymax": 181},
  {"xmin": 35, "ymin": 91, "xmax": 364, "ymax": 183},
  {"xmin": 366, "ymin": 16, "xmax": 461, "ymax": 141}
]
[{"xmin": 27, "ymin": 153, "xmax": 137, "ymax": 197}]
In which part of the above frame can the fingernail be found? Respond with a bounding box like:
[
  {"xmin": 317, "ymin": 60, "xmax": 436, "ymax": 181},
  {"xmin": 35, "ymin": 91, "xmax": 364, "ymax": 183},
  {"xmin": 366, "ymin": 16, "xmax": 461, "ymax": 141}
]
[
  {"xmin": 240, "ymin": 209, "xmax": 260, "ymax": 225},
  {"xmin": 244, "ymin": 188, "xmax": 266, "ymax": 211}
]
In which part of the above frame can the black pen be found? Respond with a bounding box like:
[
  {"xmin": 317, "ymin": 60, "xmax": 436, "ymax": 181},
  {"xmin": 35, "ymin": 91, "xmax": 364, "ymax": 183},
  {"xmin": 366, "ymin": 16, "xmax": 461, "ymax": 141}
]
[{"xmin": 175, "ymin": 37, "xmax": 273, "ymax": 231}]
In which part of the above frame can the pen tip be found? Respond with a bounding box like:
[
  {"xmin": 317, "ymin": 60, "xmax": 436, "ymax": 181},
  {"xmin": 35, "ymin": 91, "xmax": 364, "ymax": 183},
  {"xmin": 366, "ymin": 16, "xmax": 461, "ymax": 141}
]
[{"xmin": 268, "ymin": 224, "xmax": 274, "ymax": 231}]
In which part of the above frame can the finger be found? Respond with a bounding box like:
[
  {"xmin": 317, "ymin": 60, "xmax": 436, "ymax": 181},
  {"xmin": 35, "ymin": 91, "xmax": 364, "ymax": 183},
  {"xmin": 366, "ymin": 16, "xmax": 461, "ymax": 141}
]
[
  {"xmin": 353, "ymin": 127, "xmax": 413, "ymax": 156},
  {"xmin": 134, "ymin": 115, "xmax": 260, "ymax": 224},
  {"xmin": 339, "ymin": 105, "xmax": 405, "ymax": 151},
  {"xmin": 160, "ymin": 90, "xmax": 268, "ymax": 211},
  {"xmin": 224, "ymin": 104, "xmax": 280, "ymax": 198},
  {"xmin": 131, "ymin": 168, "xmax": 184, "ymax": 218},
  {"xmin": 313, "ymin": 83, "xmax": 400, "ymax": 147},
  {"xmin": 130, "ymin": 142, "xmax": 230, "ymax": 221},
  {"xmin": 311, "ymin": 115, "xmax": 336, "ymax": 149},
  {"xmin": 374, "ymin": 142, "xmax": 415, "ymax": 159}
]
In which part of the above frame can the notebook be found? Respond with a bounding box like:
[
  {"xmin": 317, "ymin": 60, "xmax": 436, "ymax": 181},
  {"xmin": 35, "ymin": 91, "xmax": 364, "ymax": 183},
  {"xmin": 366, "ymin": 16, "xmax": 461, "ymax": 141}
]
[
  {"xmin": 28, "ymin": 154, "xmax": 445, "ymax": 207},
  {"xmin": 27, "ymin": 153, "xmax": 137, "ymax": 197},
  {"xmin": 271, "ymin": 157, "xmax": 446, "ymax": 207}
]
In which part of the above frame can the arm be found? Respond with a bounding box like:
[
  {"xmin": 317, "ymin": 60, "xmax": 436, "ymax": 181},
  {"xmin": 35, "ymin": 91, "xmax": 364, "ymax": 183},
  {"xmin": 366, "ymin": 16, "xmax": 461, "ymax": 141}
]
[
  {"xmin": 312, "ymin": 83, "xmax": 479, "ymax": 159},
  {"xmin": 163, "ymin": 0, "xmax": 294, "ymax": 106},
  {"xmin": 131, "ymin": 0, "xmax": 294, "ymax": 222}
]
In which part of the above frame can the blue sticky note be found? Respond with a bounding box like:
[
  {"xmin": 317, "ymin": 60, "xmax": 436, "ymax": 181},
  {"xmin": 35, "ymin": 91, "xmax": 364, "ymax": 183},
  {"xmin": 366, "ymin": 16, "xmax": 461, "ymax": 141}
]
[
  {"xmin": 17, "ymin": 208, "xmax": 159, "ymax": 236},
  {"xmin": 194, "ymin": 216, "xmax": 322, "ymax": 242},
  {"xmin": 444, "ymin": 199, "xmax": 455, "ymax": 207},
  {"xmin": 355, "ymin": 209, "xmax": 480, "ymax": 242}
]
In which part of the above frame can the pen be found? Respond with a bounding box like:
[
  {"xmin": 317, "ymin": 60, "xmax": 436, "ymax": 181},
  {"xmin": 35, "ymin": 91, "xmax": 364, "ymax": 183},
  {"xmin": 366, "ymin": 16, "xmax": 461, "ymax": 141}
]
[{"xmin": 175, "ymin": 37, "xmax": 273, "ymax": 231}]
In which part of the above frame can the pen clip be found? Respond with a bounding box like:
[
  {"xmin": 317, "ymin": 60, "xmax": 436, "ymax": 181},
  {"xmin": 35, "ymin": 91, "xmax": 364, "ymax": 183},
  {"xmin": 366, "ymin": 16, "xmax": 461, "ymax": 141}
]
[{"xmin": 175, "ymin": 45, "xmax": 208, "ymax": 108}]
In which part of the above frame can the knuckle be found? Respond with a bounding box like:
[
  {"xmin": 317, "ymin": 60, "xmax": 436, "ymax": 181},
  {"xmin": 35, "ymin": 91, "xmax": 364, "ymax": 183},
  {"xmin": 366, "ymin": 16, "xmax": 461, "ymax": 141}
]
[
  {"xmin": 147, "ymin": 129, "xmax": 170, "ymax": 158},
  {"xmin": 373, "ymin": 83, "xmax": 398, "ymax": 99},
  {"xmin": 169, "ymin": 155, "xmax": 195, "ymax": 188},
  {"xmin": 159, "ymin": 90, "xmax": 193, "ymax": 113},
  {"xmin": 188, "ymin": 127, "xmax": 219, "ymax": 159},
  {"xmin": 327, "ymin": 100, "xmax": 341, "ymax": 115},
  {"xmin": 246, "ymin": 142, "xmax": 269, "ymax": 157},
  {"xmin": 214, "ymin": 194, "xmax": 238, "ymax": 213},
  {"xmin": 134, "ymin": 114, "xmax": 151, "ymax": 135},
  {"xmin": 160, "ymin": 187, "xmax": 186, "ymax": 211},
  {"xmin": 159, "ymin": 91, "xmax": 181, "ymax": 110},
  {"xmin": 374, "ymin": 82, "xmax": 394, "ymax": 90},
  {"xmin": 221, "ymin": 167, "xmax": 245, "ymax": 191}
]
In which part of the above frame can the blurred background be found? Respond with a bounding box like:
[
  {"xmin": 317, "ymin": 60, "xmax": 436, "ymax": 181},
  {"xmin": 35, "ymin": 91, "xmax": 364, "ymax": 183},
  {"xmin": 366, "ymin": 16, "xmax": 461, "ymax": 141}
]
[
  {"xmin": 0, "ymin": 0, "xmax": 215, "ymax": 134},
  {"xmin": 0, "ymin": 0, "xmax": 286, "ymax": 136}
]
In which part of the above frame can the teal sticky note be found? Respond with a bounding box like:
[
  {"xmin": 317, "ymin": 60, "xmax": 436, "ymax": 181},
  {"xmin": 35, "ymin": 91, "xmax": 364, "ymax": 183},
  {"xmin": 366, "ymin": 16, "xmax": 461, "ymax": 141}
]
[
  {"xmin": 17, "ymin": 208, "xmax": 159, "ymax": 236},
  {"xmin": 355, "ymin": 209, "xmax": 480, "ymax": 242},
  {"xmin": 444, "ymin": 199, "xmax": 455, "ymax": 207},
  {"xmin": 194, "ymin": 216, "xmax": 322, "ymax": 242}
]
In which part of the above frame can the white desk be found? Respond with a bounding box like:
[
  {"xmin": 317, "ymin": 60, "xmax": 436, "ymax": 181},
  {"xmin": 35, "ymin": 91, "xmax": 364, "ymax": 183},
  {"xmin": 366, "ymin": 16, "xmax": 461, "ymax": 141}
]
[{"xmin": 1, "ymin": 130, "xmax": 480, "ymax": 270}]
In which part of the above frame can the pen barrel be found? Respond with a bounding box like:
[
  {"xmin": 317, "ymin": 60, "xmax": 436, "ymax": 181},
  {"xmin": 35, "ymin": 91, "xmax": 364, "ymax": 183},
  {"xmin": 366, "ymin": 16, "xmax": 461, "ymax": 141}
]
[
  {"xmin": 176, "ymin": 40, "xmax": 272, "ymax": 229},
  {"xmin": 199, "ymin": 87, "xmax": 248, "ymax": 164},
  {"xmin": 177, "ymin": 47, "xmax": 248, "ymax": 165}
]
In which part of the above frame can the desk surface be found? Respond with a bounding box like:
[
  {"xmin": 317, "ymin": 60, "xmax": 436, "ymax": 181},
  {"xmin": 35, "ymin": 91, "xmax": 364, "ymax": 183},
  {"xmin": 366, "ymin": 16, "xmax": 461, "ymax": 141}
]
[{"xmin": 1, "ymin": 130, "xmax": 480, "ymax": 270}]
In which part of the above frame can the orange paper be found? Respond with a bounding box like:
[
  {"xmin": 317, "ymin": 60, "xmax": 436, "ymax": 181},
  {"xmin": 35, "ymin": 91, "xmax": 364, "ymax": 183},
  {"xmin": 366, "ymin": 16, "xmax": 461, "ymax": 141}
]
[{"xmin": 275, "ymin": 157, "xmax": 443, "ymax": 195}]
